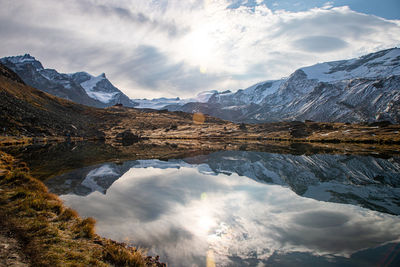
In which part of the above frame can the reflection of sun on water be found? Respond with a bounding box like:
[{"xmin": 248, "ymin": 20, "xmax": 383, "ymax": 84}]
[
  {"xmin": 195, "ymin": 191, "xmax": 218, "ymax": 267},
  {"xmin": 196, "ymin": 191, "xmax": 235, "ymax": 267},
  {"xmin": 198, "ymin": 215, "xmax": 215, "ymax": 232},
  {"xmin": 195, "ymin": 192, "xmax": 216, "ymax": 233},
  {"xmin": 189, "ymin": 191, "xmax": 242, "ymax": 266}
]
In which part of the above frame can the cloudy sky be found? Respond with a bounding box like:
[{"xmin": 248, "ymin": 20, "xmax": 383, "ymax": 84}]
[{"xmin": 1, "ymin": 0, "xmax": 400, "ymax": 98}]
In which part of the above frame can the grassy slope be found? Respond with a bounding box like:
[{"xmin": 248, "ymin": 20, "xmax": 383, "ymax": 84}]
[{"xmin": 0, "ymin": 63, "xmax": 116, "ymax": 137}]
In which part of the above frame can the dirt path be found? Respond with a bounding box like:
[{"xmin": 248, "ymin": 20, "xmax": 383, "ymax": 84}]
[{"xmin": 0, "ymin": 227, "xmax": 29, "ymax": 267}]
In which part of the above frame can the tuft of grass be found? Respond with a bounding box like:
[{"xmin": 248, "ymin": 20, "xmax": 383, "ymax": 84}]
[
  {"xmin": 73, "ymin": 217, "xmax": 96, "ymax": 238},
  {"xmin": 58, "ymin": 207, "xmax": 79, "ymax": 221},
  {"xmin": 103, "ymin": 241, "xmax": 148, "ymax": 267}
]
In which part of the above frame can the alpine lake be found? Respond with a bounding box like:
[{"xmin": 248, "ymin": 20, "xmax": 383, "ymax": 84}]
[{"xmin": 5, "ymin": 140, "xmax": 400, "ymax": 267}]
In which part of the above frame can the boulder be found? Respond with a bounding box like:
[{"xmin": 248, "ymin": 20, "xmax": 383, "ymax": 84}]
[{"xmin": 116, "ymin": 130, "xmax": 140, "ymax": 146}]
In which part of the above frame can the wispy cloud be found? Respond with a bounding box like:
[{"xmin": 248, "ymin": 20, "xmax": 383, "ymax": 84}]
[
  {"xmin": 293, "ymin": 36, "xmax": 349, "ymax": 52},
  {"xmin": 0, "ymin": 0, "xmax": 399, "ymax": 98}
]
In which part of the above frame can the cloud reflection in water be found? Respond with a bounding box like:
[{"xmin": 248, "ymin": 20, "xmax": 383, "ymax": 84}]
[{"xmin": 60, "ymin": 164, "xmax": 400, "ymax": 266}]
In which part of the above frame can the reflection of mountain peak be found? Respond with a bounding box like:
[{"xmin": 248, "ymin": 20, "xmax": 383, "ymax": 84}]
[
  {"xmin": 46, "ymin": 163, "xmax": 131, "ymax": 196},
  {"xmin": 81, "ymin": 165, "xmax": 120, "ymax": 194},
  {"xmin": 46, "ymin": 152, "xmax": 400, "ymax": 215},
  {"xmin": 186, "ymin": 151, "xmax": 400, "ymax": 214},
  {"xmin": 46, "ymin": 160, "xmax": 195, "ymax": 196}
]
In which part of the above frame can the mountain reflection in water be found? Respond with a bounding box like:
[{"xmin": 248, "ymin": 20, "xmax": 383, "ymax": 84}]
[{"xmin": 46, "ymin": 151, "xmax": 400, "ymax": 266}]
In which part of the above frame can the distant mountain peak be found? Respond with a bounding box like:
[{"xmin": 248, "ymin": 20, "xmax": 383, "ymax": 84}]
[
  {"xmin": 4, "ymin": 53, "xmax": 35, "ymax": 62},
  {"xmin": 1, "ymin": 54, "xmax": 44, "ymax": 70},
  {"xmin": 288, "ymin": 69, "xmax": 308, "ymax": 81},
  {"xmin": 13, "ymin": 53, "xmax": 35, "ymax": 61}
]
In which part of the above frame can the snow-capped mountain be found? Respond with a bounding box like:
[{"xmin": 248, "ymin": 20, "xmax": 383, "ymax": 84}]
[
  {"xmin": 0, "ymin": 54, "xmax": 136, "ymax": 108},
  {"xmin": 133, "ymin": 97, "xmax": 191, "ymax": 110},
  {"xmin": 46, "ymin": 151, "xmax": 400, "ymax": 215},
  {"xmin": 3, "ymin": 48, "xmax": 399, "ymax": 122},
  {"xmin": 132, "ymin": 90, "xmax": 217, "ymax": 109},
  {"xmin": 167, "ymin": 48, "xmax": 400, "ymax": 123},
  {"xmin": 69, "ymin": 71, "xmax": 135, "ymax": 107}
]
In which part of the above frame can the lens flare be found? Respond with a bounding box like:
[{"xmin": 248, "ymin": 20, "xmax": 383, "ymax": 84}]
[
  {"xmin": 193, "ymin": 112, "xmax": 205, "ymax": 124},
  {"xmin": 206, "ymin": 249, "xmax": 216, "ymax": 267}
]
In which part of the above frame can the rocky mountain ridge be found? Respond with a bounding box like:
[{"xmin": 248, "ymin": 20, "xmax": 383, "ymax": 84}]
[
  {"xmin": 166, "ymin": 47, "xmax": 400, "ymax": 123},
  {"xmin": 2, "ymin": 48, "xmax": 400, "ymax": 123},
  {"xmin": 0, "ymin": 54, "xmax": 136, "ymax": 108}
]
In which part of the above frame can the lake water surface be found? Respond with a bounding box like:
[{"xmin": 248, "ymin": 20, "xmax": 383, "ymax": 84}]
[{"xmin": 43, "ymin": 148, "xmax": 400, "ymax": 266}]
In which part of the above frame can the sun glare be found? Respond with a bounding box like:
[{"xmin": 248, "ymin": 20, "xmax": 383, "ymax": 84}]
[
  {"xmin": 200, "ymin": 65, "xmax": 208, "ymax": 73},
  {"xmin": 182, "ymin": 25, "xmax": 216, "ymax": 71},
  {"xmin": 192, "ymin": 193, "xmax": 217, "ymax": 234},
  {"xmin": 198, "ymin": 215, "xmax": 215, "ymax": 232}
]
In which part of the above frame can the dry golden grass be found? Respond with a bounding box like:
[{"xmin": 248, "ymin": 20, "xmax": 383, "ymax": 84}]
[{"xmin": 102, "ymin": 110, "xmax": 400, "ymax": 144}]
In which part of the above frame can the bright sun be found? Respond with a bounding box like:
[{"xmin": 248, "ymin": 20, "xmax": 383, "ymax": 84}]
[
  {"xmin": 183, "ymin": 26, "xmax": 215, "ymax": 73},
  {"xmin": 198, "ymin": 215, "xmax": 215, "ymax": 232}
]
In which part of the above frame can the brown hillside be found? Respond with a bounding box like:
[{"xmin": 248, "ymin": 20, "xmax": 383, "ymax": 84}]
[{"xmin": 0, "ymin": 63, "xmax": 110, "ymax": 137}]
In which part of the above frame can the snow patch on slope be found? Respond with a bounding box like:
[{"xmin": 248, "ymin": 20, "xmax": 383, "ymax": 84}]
[
  {"xmin": 242, "ymin": 79, "xmax": 285, "ymax": 104},
  {"xmin": 194, "ymin": 90, "xmax": 218, "ymax": 102},
  {"xmin": 80, "ymin": 74, "xmax": 118, "ymax": 103},
  {"xmin": 302, "ymin": 48, "xmax": 400, "ymax": 82}
]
